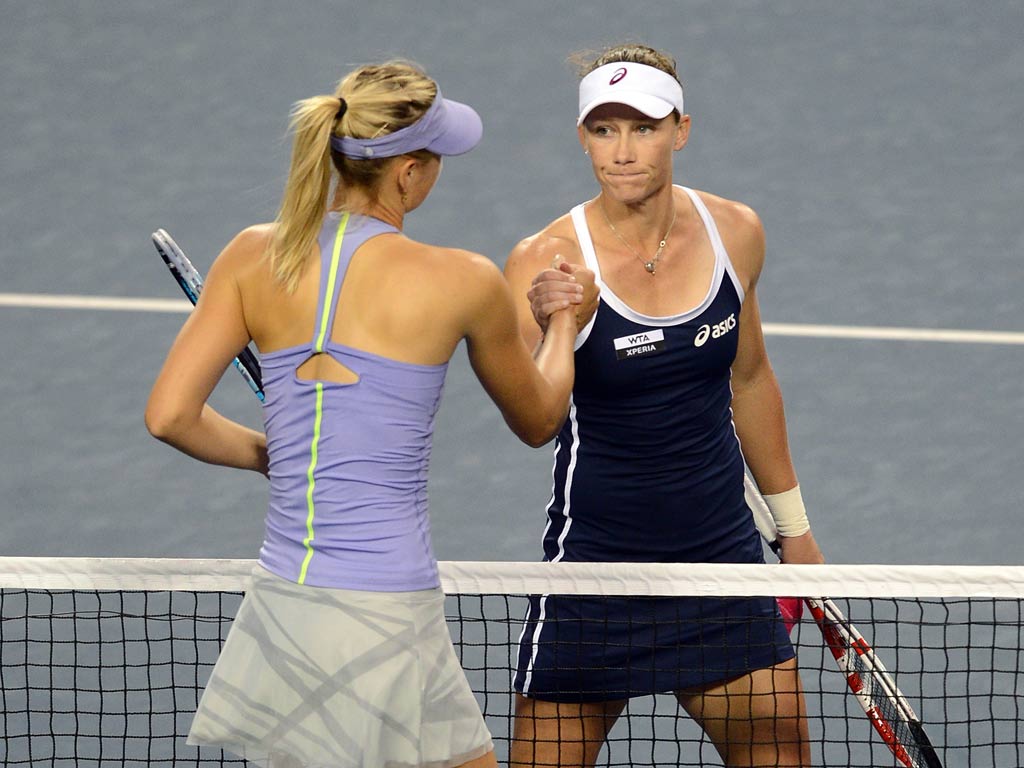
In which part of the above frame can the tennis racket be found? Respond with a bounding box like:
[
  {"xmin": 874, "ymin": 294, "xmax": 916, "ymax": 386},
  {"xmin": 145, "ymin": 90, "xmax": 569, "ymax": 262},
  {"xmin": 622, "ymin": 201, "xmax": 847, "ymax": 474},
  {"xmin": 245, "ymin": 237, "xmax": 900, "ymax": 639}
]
[
  {"xmin": 151, "ymin": 228, "xmax": 265, "ymax": 402},
  {"xmin": 743, "ymin": 474, "xmax": 943, "ymax": 768}
]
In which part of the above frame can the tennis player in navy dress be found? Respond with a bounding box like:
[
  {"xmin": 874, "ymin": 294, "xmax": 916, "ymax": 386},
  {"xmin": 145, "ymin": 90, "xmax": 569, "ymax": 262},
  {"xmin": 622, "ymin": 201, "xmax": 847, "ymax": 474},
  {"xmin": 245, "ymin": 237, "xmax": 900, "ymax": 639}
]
[
  {"xmin": 504, "ymin": 44, "xmax": 824, "ymax": 768},
  {"xmin": 514, "ymin": 186, "xmax": 789, "ymax": 701}
]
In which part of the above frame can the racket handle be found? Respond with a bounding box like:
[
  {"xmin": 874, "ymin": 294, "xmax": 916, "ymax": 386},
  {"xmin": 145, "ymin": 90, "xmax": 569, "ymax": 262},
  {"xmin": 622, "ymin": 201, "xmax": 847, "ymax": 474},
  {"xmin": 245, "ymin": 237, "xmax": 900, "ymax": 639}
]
[{"xmin": 744, "ymin": 472, "xmax": 782, "ymax": 555}]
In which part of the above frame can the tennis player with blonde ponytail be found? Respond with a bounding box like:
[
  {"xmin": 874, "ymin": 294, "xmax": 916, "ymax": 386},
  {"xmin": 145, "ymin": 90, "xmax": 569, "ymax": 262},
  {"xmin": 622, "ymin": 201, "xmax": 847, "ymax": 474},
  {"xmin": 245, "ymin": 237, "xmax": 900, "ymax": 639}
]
[{"xmin": 146, "ymin": 61, "xmax": 591, "ymax": 768}]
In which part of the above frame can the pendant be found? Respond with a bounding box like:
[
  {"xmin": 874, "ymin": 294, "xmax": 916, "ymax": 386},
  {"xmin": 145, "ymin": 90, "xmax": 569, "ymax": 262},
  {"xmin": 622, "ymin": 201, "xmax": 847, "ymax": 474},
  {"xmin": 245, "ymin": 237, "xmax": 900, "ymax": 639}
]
[{"xmin": 644, "ymin": 261, "xmax": 656, "ymax": 274}]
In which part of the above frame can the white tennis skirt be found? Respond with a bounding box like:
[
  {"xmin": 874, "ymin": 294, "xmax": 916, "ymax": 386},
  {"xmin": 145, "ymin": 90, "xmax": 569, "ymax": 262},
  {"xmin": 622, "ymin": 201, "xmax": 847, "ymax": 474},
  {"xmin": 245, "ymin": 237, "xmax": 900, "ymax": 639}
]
[{"xmin": 188, "ymin": 565, "xmax": 493, "ymax": 768}]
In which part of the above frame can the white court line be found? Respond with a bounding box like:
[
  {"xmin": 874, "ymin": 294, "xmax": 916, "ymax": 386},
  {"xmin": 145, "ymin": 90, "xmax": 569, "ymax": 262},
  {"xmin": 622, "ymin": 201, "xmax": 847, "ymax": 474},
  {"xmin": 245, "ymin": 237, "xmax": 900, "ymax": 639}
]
[
  {"xmin": 762, "ymin": 322, "xmax": 1024, "ymax": 346},
  {"xmin": 0, "ymin": 293, "xmax": 189, "ymax": 313},
  {"xmin": 1, "ymin": 292, "xmax": 1023, "ymax": 345}
]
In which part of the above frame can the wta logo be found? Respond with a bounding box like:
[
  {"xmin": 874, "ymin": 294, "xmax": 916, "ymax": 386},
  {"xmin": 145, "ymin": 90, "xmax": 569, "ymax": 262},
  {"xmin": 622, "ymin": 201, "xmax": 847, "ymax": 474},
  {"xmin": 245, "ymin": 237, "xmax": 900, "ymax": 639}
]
[
  {"xmin": 613, "ymin": 328, "xmax": 665, "ymax": 360},
  {"xmin": 609, "ymin": 67, "xmax": 627, "ymax": 85},
  {"xmin": 694, "ymin": 313, "xmax": 737, "ymax": 347}
]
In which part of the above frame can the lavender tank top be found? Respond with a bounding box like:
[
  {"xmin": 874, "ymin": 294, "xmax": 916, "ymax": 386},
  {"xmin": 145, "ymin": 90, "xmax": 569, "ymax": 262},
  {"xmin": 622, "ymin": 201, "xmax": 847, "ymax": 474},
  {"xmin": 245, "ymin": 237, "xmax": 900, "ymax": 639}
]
[{"xmin": 257, "ymin": 212, "xmax": 448, "ymax": 591}]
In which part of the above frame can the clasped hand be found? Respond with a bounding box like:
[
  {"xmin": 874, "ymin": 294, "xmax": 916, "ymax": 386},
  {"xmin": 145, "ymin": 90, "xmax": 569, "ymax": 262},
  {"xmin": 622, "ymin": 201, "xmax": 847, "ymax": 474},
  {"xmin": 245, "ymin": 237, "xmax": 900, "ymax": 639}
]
[{"xmin": 527, "ymin": 258, "xmax": 599, "ymax": 333}]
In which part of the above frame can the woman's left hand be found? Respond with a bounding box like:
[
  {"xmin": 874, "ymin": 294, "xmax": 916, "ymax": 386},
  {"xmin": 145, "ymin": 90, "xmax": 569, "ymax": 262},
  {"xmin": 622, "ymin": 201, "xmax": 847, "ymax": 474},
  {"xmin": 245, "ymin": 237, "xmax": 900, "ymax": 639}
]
[{"xmin": 778, "ymin": 530, "xmax": 825, "ymax": 564}]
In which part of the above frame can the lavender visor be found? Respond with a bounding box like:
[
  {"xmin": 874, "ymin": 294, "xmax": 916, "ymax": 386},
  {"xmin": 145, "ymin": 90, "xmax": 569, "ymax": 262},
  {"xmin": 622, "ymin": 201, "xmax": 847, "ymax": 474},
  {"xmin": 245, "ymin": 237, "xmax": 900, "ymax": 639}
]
[{"xmin": 331, "ymin": 91, "xmax": 482, "ymax": 159}]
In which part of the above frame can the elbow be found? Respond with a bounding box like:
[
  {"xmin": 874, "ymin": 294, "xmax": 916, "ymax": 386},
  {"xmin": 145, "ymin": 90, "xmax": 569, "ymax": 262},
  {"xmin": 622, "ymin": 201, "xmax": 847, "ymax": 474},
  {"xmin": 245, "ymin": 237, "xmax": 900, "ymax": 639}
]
[
  {"xmin": 521, "ymin": 430, "xmax": 554, "ymax": 449},
  {"xmin": 144, "ymin": 399, "xmax": 186, "ymax": 444},
  {"xmin": 144, "ymin": 407, "xmax": 172, "ymax": 443},
  {"xmin": 501, "ymin": 386, "xmax": 570, "ymax": 448},
  {"xmin": 515, "ymin": 413, "xmax": 564, "ymax": 449}
]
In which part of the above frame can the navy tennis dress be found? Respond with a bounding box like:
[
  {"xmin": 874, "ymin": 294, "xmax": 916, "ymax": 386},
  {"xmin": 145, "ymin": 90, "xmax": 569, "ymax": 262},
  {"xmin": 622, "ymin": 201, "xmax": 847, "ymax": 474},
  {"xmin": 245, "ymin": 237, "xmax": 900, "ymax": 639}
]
[{"xmin": 513, "ymin": 187, "xmax": 794, "ymax": 702}]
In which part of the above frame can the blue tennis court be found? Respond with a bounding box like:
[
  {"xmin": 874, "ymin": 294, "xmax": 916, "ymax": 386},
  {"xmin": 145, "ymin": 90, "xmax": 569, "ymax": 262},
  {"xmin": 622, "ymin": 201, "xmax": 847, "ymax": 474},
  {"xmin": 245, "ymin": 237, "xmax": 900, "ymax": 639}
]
[
  {"xmin": 1, "ymin": 2, "xmax": 1021, "ymax": 563},
  {"xmin": 2, "ymin": 4, "xmax": 1023, "ymax": 767}
]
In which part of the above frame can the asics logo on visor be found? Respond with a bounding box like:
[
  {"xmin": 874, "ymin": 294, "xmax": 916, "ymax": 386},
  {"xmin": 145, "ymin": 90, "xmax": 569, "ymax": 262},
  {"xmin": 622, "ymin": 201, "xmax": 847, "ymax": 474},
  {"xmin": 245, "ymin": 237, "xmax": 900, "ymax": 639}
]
[{"xmin": 609, "ymin": 67, "xmax": 628, "ymax": 85}]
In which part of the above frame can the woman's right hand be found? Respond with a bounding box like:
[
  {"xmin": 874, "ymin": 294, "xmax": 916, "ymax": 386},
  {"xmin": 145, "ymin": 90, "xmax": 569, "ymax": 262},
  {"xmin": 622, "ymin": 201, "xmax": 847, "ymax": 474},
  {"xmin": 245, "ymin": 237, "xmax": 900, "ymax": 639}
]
[{"xmin": 527, "ymin": 260, "xmax": 599, "ymax": 334}]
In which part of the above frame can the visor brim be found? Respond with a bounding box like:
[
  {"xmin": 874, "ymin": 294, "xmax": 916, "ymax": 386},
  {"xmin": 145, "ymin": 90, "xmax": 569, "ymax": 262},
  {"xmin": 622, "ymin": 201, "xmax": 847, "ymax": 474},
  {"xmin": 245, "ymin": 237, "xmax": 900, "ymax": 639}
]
[
  {"xmin": 425, "ymin": 98, "xmax": 483, "ymax": 156},
  {"xmin": 577, "ymin": 92, "xmax": 677, "ymax": 126}
]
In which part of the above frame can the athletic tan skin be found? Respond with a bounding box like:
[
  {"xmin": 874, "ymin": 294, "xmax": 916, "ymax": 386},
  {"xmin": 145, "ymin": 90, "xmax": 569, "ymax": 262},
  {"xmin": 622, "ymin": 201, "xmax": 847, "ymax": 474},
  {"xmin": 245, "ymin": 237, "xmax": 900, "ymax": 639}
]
[{"xmin": 504, "ymin": 95, "xmax": 824, "ymax": 768}]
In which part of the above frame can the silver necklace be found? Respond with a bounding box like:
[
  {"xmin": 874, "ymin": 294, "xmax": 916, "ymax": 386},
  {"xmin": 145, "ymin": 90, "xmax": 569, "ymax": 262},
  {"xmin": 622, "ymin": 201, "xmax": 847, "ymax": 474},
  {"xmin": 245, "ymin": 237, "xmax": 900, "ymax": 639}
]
[{"xmin": 600, "ymin": 200, "xmax": 677, "ymax": 275}]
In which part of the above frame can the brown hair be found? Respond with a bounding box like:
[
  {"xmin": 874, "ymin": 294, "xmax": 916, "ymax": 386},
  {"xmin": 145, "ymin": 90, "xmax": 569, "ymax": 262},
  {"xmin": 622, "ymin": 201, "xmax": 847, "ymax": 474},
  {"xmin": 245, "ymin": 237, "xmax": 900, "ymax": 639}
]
[{"xmin": 570, "ymin": 43, "xmax": 681, "ymax": 84}]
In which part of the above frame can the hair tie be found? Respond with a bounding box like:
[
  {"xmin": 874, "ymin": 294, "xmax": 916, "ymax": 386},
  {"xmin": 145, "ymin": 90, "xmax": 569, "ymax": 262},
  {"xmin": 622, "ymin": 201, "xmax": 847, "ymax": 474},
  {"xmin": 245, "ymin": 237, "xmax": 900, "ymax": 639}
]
[{"xmin": 335, "ymin": 97, "xmax": 347, "ymax": 121}]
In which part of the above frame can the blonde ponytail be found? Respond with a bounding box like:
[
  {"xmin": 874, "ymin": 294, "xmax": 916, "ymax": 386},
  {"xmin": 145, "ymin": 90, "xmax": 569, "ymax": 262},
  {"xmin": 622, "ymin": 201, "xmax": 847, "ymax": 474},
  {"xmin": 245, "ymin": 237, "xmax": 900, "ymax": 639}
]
[
  {"xmin": 267, "ymin": 61, "xmax": 439, "ymax": 292},
  {"xmin": 268, "ymin": 96, "xmax": 339, "ymax": 291}
]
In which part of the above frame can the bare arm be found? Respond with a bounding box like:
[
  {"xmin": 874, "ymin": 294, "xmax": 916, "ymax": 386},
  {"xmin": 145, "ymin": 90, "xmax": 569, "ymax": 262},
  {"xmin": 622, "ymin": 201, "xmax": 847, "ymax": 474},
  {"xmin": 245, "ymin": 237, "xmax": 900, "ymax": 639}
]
[
  {"xmin": 727, "ymin": 205, "xmax": 823, "ymax": 564},
  {"xmin": 732, "ymin": 292, "xmax": 822, "ymax": 564},
  {"xmin": 462, "ymin": 257, "xmax": 576, "ymax": 447},
  {"xmin": 732, "ymin": 289, "xmax": 798, "ymax": 492},
  {"xmin": 145, "ymin": 233, "xmax": 269, "ymax": 475}
]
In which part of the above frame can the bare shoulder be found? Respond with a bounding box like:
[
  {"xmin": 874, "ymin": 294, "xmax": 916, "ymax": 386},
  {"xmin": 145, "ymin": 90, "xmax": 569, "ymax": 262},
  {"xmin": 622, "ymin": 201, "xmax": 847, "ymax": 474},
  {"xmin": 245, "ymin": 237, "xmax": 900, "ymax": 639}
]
[
  {"xmin": 506, "ymin": 212, "xmax": 582, "ymax": 278},
  {"xmin": 412, "ymin": 240, "xmax": 507, "ymax": 301},
  {"xmin": 413, "ymin": 239, "xmax": 500, "ymax": 277},
  {"xmin": 452, "ymin": 246, "xmax": 504, "ymax": 283},
  {"xmin": 691, "ymin": 189, "xmax": 764, "ymax": 239},
  {"xmin": 211, "ymin": 223, "xmax": 275, "ymax": 278},
  {"xmin": 690, "ymin": 189, "xmax": 766, "ymax": 288}
]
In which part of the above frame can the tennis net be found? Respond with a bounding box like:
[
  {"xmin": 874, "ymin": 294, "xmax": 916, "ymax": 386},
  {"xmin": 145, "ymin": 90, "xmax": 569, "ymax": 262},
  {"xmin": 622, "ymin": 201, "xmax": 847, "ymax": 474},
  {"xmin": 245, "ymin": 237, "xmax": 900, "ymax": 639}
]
[{"xmin": 1, "ymin": 557, "xmax": 1022, "ymax": 767}]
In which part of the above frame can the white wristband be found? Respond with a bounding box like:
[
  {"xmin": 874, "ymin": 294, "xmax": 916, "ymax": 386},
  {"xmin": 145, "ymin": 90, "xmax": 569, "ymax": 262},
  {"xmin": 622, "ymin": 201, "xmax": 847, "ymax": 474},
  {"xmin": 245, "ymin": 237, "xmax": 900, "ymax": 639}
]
[{"xmin": 763, "ymin": 485, "xmax": 811, "ymax": 538}]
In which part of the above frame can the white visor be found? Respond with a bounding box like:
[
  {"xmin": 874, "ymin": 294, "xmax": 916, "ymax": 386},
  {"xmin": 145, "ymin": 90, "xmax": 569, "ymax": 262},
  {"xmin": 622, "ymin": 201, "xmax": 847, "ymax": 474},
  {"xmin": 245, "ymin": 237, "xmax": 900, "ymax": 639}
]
[{"xmin": 577, "ymin": 62, "xmax": 684, "ymax": 126}]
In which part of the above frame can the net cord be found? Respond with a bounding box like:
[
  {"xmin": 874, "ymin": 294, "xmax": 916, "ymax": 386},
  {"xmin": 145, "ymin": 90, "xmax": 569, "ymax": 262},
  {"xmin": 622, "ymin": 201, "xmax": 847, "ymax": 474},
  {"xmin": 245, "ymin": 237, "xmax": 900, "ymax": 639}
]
[{"xmin": 1, "ymin": 557, "xmax": 1023, "ymax": 597}]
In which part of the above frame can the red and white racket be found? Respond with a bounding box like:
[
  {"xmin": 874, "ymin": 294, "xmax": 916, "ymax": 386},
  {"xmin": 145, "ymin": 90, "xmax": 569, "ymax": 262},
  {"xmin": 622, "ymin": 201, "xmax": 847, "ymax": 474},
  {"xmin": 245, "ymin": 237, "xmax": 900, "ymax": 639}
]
[{"xmin": 744, "ymin": 474, "xmax": 943, "ymax": 768}]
